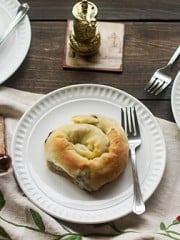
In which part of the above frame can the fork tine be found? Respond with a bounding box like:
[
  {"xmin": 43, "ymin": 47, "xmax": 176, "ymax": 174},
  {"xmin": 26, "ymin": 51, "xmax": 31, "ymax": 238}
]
[
  {"xmin": 126, "ymin": 108, "xmax": 129, "ymax": 134},
  {"xmin": 146, "ymin": 78, "xmax": 160, "ymax": 92},
  {"xmin": 126, "ymin": 107, "xmax": 132, "ymax": 136},
  {"xmin": 133, "ymin": 107, "xmax": 140, "ymax": 136},
  {"xmin": 150, "ymin": 78, "xmax": 164, "ymax": 94},
  {"xmin": 151, "ymin": 81, "xmax": 164, "ymax": 95},
  {"xmin": 144, "ymin": 76, "xmax": 156, "ymax": 91},
  {"xmin": 121, "ymin": 108, "xmax": 125, "ymax": 131},
  {"xmin": 129, "ymin": 107, "xmax": 134, "ymax": 134},
  {"xmin": 153, "ymin": 81, "xmax": 168, "ymax": 95},
  {"xmin": 128, "ymin": 107, "xmax": 139, "ymax": 136},
  {"xmin": 121, "ymin": 108, "xmax": 129, "ymax": 134}
]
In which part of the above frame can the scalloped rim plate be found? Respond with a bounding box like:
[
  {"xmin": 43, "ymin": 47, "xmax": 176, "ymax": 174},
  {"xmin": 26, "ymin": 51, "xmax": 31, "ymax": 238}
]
[
  {"xmin": 0, "ymin": 0, "xmax": 31, "ymax": 84},
  {"xmin": 12, "ymin": 84, "xmax": 166, "ymax": 224},
  {"xmin": 171, "ymin": 71, "xmax": 180, "ymax": 129}
]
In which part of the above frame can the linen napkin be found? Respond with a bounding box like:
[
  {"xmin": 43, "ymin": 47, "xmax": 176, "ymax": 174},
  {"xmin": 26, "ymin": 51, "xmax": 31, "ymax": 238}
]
[{"xmin": 0, "ymin": 86, "xmax": 180, "ymax": 240}]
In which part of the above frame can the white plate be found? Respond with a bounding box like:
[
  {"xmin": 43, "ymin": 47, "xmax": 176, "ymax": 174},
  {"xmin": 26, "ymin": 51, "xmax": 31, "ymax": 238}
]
[
  {"xmin": 0, "ymin": 0, "xmax": 31, "ymax": 84},
  {"xmin": 12, "ymin": 84, "xmax": 166, "ymax": 224},
  {"xmin": 171, "ymin": 71, "xmax": 180, "ymax": 129}
]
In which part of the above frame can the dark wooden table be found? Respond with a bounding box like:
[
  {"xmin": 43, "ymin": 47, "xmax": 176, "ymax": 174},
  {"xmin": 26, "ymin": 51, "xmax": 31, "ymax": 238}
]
[{"xmin": 3, "ymin": 0, "xmax": 180, "ymax": 121}]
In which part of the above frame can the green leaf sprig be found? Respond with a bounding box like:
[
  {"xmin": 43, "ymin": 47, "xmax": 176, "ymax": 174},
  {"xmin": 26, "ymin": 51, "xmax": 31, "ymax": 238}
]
[
  {"xmin": 0, "ymin": 189, "xmax": 82, "ymax": 239},
  {"xmin": 1, "ymin": 188, "xmax": 180, "ymax": 240},
  {"xmin": 159, "ymin": 217, "xmax": 180, "ymax": 240}
]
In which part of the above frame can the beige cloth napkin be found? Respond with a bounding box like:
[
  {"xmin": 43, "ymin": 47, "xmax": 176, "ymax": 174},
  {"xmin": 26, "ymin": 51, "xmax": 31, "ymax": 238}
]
[{"xmin": 0, "ymin": 86, "xmax": 180, "ymax": 240}]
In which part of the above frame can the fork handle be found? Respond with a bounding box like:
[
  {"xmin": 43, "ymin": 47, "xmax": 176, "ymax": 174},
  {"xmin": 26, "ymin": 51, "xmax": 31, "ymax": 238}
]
[
  {"xmin": 130, "ymin": 147, "xmax": 146, "ymax": 215},
  {"xmin": 167, "ymin": 45, "xmax": 180, "ymax": 66}
]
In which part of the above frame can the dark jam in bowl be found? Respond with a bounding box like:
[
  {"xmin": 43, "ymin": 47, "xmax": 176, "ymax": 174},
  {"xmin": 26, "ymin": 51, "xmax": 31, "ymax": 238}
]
[{"xmin": 0, "ymin": 154, "xmax": 11, "ymax": 172}]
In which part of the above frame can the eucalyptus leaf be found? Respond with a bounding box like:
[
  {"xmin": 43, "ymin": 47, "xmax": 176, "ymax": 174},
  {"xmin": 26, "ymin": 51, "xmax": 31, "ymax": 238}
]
[
  {"xmin": 0, "ymin": 191, "xmax": 5, "ymax": 211},
  {"xmin": 30, "ymin": 209, "xmax": 45, "ymax": 232},
  {"xmin": 0, "ymin": 226, "xmax": 11, "ymax": 239},
  {"xmin": 65, "ymin": 235, "xmax": 82, "ymax": 240},
  {"xmin": 160, "ymin": 222, "xmax": 166, "ymax": 230}
]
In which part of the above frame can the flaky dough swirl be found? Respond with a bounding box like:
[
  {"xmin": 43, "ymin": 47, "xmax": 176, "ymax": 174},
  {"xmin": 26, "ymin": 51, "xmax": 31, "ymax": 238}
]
[{"xmin": 45, "ymin": 114, "xmax": 129, "ymax": 191}]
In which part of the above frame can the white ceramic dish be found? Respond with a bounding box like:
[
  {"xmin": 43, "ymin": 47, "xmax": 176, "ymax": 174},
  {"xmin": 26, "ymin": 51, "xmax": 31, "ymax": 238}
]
[
  {"xmin": 0, "ymin": 0, "xmax": 31, "ymax": 84},
  {"xmin": 12, "ymin": 84, "xmax": 166, "ymax": 224},
  {"xmin": 171, "ymin": 71, "xmax": 180, "ymax": 129}
]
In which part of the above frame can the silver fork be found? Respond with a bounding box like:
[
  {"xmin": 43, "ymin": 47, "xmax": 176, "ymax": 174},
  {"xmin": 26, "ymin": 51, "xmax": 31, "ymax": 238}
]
[
  {"xmin": 121, "ymin": 106, "xmax": 145, "ymax": 215},
  {"xmin": 144, "ymin": 46, "xmax": 180, "ymax": 95}
]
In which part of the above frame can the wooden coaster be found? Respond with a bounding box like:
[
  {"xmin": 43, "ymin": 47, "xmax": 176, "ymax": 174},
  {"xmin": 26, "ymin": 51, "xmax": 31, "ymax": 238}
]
[{"xmin": 62, "ymin": 20, "xmax": 125, "ymax": 72}]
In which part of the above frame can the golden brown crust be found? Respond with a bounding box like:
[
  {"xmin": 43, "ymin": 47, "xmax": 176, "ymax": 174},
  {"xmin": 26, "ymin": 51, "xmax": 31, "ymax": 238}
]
[{"xmin": 44, "ymin": 115, "xmax": 129, "ymax": 191}]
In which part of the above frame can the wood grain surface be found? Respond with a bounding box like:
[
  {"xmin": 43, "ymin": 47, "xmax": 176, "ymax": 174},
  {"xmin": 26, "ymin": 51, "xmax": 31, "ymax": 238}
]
[
  {"xmin": 2, "ymin": 0, "xmax": 180, "ymax": 121},
  {"xmin": 27, "ymin": 0, "xmax": 180, "ymax": 20}
]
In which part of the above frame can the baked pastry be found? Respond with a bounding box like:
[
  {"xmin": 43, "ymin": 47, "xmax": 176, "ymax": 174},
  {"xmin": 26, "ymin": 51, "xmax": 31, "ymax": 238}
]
[{"xmin": 44, "ymin": 114, "xmax": 129, "ymax": 191}]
